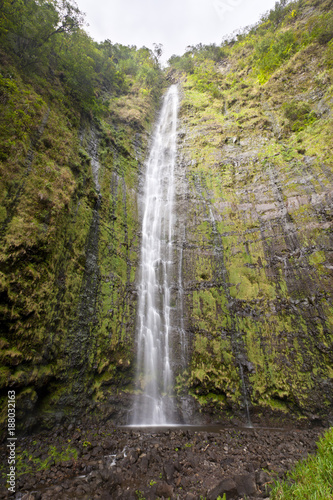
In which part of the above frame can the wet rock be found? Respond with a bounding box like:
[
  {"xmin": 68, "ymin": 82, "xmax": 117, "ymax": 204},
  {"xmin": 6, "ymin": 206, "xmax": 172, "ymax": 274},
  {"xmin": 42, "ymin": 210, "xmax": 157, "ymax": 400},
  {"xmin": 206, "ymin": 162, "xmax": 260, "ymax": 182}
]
[
  {"xmin": 1, "ymin": 424, "xmax": 324, "ymax": 500},
  {"xmin": 128, "ymin": 449, "xmax": 139, "ymax": 464},
  {"xmin": 207, "ymin": 477, "xmax": 238, "ymax": 500},
  {"xmin": 53, "ymin": 485, "xmax": 63, "ymax": 493},
  {"xmin": 155, "ymin": 481, "xmax": 174, "ymax": 498},
  {"xmin": 103, "ymin": 438, "xmax": 116, "ymax": 450},
  {"xmin": 106, "ymin": 471, "xmax": 123, "ymax": 489},
  {"xmin": 185, "ymin": 493, "xmax": 197, "ymax": 500},
  {"xmin": 163, "ymin": 462, "xmax": 176, "ymax": 482},
  {"xmin": 234, "ymin": 473, "xmax": 257, "ymax": 496},
  {"xmin": 100, "ymin": 493, "xmax": 114, "ymax": 500},
  {"xmin": 22, "ymin": 494, "xmax": 41, "ymax": 500},
  {"xmin": 139, "ymin": 454, "xmax": 149, "ymax": 471}
]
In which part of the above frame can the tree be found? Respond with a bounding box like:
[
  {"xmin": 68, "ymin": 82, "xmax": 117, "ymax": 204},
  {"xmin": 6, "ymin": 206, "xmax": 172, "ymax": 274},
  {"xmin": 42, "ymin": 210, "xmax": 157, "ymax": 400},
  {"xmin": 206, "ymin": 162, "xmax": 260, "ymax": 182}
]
[
  {"xmin": 153, "ymin": 43, "xmax": 163, "ymax": 63},
  {"xmin": 0, "ymin": 0, "xmax": 85, "ymax": 67}
]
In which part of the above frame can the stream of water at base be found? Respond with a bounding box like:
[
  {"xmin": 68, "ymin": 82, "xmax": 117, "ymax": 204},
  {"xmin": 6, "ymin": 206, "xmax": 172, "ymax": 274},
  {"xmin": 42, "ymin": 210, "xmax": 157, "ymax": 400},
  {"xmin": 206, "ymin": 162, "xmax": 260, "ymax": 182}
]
[{"xmin": 131, "ymin": 85, "xmax": 180, "ymax": 426}]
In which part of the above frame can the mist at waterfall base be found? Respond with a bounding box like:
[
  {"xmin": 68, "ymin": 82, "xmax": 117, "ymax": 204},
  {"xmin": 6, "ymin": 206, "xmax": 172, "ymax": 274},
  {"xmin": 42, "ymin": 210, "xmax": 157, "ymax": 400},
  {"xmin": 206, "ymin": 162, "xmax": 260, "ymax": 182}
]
[{"xmin": 130, "ymin": 85, "xmax": 184, "ymax": 427}]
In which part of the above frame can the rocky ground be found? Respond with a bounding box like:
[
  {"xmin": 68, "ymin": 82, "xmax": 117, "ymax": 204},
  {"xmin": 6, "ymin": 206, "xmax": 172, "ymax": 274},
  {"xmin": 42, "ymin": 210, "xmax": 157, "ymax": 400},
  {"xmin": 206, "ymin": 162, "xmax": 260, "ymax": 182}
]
[{"xmin": 0, "ymin": 419, "xmax": 325, "ymax": 500}]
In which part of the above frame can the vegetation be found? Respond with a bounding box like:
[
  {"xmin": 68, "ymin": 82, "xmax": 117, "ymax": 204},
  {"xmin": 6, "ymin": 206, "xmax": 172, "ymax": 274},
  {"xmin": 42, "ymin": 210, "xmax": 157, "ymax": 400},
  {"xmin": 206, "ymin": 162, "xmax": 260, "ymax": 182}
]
[
  {"xmin": 0, "ymin": 442, "xmax": 78, "ymax": 480},
  {"xmin": 282, "ymin": 100, "xmax": 317, "ymax": 132},
  {"xmin": 0, "ymin": 3, "xmax": 333, "ymax": 495},
  {"xmin": 168, "ymin": 0, "xmax": 333, "ymax": 84},
  {"xmin": 1, "ymin": 0, "xmax": 333, "ymax": 497},
  {"xmin": 271, "ymin": 428, "xmax": 333, "ymax": 499},
  {"xmin": 167, "ymin": 0, "xmax": 333, "ymax": 422},
  {"xmin": 0, "ymin": 0, "xmax": 164, "ymax": 110},
  {"xmin": 0, "ymin": 0, "xmax": 166, "ymax": 433},
  {"xmin": 165, "ymin": 1, "xmax": 333, "ymax": 496}
]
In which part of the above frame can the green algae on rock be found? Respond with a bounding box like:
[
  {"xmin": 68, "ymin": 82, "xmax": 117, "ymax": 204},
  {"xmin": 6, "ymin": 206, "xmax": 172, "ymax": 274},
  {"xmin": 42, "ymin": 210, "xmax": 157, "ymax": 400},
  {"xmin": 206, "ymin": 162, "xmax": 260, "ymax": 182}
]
[{"xmin": 169, "ymin": 0, "xmax": 333, "ymax": 424}]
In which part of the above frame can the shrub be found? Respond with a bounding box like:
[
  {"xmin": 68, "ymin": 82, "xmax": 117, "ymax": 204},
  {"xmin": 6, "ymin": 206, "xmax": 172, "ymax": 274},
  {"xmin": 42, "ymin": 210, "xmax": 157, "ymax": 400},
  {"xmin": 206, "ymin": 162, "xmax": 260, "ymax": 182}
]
[
  {"xmin": 325, "ymin": 39, "xmax": 333, "ymax": 67},
  {"xmin": 282, "ymin": 100, "xmax": 317, "ymax": 131},
  {"xmin": 268, "ymin": 0, "xmax": 289, "ymax": 27},
  {"xmin": 308, "ymin": 12, "xmax": 333, "ymax": 45},
  {"xmin": 168, "ymin": 54, "xmax": 194, "ymax": 74},
  {"xmin": 254, "ymin": 30, "xmax": 299, "ymax": 83}
]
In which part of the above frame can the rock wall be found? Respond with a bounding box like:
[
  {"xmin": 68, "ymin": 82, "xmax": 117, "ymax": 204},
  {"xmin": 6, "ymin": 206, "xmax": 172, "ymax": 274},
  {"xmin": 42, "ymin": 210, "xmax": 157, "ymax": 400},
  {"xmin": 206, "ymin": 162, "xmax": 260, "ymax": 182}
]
[
  {"xmin": 2, "ymin": 0, "xmax": 333, "ymax": 432},
  {"xmin": 0, "ymin": 70, "xmax": 161, "ymax": 432},
  {"xmin": 174, "ymin": 37, "xmax": 333, "ymax": 425}
]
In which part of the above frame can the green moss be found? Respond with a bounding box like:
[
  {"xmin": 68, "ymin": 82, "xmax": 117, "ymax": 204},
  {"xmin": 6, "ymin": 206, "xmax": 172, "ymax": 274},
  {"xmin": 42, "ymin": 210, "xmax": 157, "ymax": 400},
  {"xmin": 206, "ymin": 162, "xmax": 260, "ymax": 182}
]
[{"xmin": 0, "ymin": 41, "xmax": 162, "ymax": 430}]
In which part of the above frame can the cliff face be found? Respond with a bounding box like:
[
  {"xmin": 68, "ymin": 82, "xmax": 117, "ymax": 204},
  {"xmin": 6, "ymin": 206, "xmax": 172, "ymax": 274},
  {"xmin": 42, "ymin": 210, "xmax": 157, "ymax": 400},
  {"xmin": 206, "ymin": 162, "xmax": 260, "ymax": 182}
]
[
  {"xmin": 1, "ymin": 0, "xmax": 333, "ymax": 432},
  {"xmin": 0, "ymin": 49, "xmax": 164, "ymax": 431},
  {"xmin": 172, "ymin": 0, "xmax": 333, "ymax": 424}
]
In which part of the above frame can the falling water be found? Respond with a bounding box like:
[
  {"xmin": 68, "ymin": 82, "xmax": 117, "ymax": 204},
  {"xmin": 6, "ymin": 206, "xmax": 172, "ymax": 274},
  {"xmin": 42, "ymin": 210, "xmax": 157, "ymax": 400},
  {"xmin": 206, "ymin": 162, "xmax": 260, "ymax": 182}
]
[{"xmin": 131, "ymin": 85, "xmax": 179, "ymax": 425}]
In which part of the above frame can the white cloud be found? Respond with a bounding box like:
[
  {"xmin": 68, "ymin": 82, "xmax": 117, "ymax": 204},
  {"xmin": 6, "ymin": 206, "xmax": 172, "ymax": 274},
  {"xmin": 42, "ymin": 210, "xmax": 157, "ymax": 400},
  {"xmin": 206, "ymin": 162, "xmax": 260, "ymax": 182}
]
[{"xmin": 77, "ymin": 0, "xmax": 278, "ymax": 62}]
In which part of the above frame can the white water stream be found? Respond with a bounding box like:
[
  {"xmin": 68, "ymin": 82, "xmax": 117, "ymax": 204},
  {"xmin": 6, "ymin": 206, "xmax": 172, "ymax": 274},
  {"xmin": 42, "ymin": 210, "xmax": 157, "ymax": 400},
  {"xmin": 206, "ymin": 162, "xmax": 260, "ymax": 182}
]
[{"xmin": 131, "ymin": 85, "xmax": 179, "ymax": 425}]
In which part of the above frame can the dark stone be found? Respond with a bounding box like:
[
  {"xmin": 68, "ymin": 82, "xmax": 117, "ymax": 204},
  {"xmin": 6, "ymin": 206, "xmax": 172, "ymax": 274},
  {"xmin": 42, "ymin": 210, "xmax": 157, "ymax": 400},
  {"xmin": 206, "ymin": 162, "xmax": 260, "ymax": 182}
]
[
  {"xmin": 60, "ymin": 460, "xmax": 73, "ymax": 468},
  {"xmin": 207, "ymin": 477, "xmax": 238, "ymax": 500},
  {"xmin": 181, "ymin": 476, "xmax": 191, "ymax": 488},
  {"xmin": 106, "ymin": 471, "xmax": 122, "ymax": 489},
  {"xmin": 140, "ymin": 456, "xmax": 149, "ymax": 471},
  {"xmin": 173, "ymin": 460, "xmax": 181, "ymax": 472},
  {"xmin": 128, "ymin": 449, "xmax": 139, "ymax": 464},
  {"xmin": 246, "ymin": 462, "xmax": 256, "ymax": 473},
  {"xmin": 163, "ymin": 462, "xmax": 176, "ymax": 482},
  {"xmin": 100, "ymin": 467, "xmax": 114, "ymax": 482},
  {"xmin": 103, "ymin": 438, "xmax": 116, "ymax": 450},
  {"xmin": 115, "ymin": 490, "xmax": 137, "ymax": 500},
  {"xmin": 99, "ymin": 493, "xmax": 114, "ymax": 500},
  {"xmin": 234, "ymin": 473, "xmax": 257, "ymax": 496},
  {"xmin": 208, "ymin": 450, "xmax": 218, "ymax": 462},
  {"xmin": 34, "ymin": 493, "xmax": 42, "ymax": 500},
  {"xmin": 155, "ymin": 481, "xmax": 173, "ymax": 498},
  {"xmin": 91, "ymin": 445, "xmax": 103, "ymax": 457},
  {"xmin": 187, "ymin": 453, "xmax": 200, "ymax": 468},
  {"xmin": 221, "ymin": 457, "xmax": 235, "ymax": 466}
]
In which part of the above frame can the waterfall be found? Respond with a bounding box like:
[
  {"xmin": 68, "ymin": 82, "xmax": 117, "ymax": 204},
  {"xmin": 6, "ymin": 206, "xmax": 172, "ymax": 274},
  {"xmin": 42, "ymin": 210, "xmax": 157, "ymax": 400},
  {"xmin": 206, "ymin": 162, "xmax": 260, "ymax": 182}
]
[{"xmin": 132, "ymin": 85, "xmax": 179, "ymax": 426}]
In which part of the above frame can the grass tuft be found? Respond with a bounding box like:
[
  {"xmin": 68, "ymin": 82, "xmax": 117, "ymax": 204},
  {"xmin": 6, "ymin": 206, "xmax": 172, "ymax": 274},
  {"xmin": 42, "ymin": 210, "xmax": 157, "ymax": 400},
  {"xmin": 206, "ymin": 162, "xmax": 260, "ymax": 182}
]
[{"xmin": 271, "ymin": 428, "xmax": 333, "ymax": 499}]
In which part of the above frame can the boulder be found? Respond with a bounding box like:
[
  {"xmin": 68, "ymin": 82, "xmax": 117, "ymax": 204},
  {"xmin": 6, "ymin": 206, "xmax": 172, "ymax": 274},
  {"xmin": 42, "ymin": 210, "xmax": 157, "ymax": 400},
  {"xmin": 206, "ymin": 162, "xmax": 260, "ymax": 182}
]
[
  {"xmin": 234, "ymin": 473, "xmax": 257, "ymax": 496},
  {"xmin": 155, "ymin": 481, "xmax": 174, "ymax": 498},
  {"xmin": 207, "ymin": 477, "xmax": 238, "ymax": 500}
]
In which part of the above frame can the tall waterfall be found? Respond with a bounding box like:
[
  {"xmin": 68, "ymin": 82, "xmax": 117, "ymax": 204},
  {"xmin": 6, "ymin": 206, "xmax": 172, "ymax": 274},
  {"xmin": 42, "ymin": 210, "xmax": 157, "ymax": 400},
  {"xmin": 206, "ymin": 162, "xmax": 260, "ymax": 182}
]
[{"xmin": 132, "ymin": 85, "xmax": 179, "ymax": 426}]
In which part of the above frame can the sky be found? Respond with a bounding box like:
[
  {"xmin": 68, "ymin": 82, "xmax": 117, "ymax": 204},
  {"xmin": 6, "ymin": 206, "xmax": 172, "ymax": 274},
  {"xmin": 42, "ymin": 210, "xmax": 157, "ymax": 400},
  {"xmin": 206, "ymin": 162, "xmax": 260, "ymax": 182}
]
[{"xmin": 76, "ymin": 0, "xmax": 279, "ymax": 63}]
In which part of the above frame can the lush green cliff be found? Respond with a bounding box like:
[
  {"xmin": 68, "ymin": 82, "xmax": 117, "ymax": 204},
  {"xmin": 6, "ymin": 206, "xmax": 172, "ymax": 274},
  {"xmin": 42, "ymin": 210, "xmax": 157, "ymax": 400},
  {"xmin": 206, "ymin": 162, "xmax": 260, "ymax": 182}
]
[
  {"xmin": 169, "ymin": 0, "xmax": 333, "ymax": 424},
  {"xmin": 1, "ymin": 0, "xmax": 333, "ymax": 433},
  {"xmin": 0, "ymin": 0, "xmax": 165, "ymax": 432}
]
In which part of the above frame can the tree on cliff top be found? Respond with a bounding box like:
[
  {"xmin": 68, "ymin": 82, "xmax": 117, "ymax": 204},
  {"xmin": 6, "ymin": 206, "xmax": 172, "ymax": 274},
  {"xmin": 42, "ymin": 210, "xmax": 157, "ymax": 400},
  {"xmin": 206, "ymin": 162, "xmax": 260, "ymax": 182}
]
[{"xmin": 0, "ymin": 0, "xmax": 85, "ymax": 67}]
